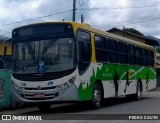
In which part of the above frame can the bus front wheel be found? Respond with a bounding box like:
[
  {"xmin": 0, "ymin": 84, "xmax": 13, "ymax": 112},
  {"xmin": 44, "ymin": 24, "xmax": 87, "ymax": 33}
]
[{"xmin": 91, "ymin": 83, "xmax": 102, "ymax": 109}]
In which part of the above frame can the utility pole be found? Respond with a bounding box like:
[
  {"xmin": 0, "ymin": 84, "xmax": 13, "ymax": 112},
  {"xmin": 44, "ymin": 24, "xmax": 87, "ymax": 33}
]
[
  {"xmin": 72, "ymin": 0, "xmax": 76, "ymax": 22},
  {"xmin": 81, "ymin": 14, "xmax": 84, "ymax": 23},
  {"xmin": 123, "ymin": 26, "xmax": 125, "ymax": 37}
]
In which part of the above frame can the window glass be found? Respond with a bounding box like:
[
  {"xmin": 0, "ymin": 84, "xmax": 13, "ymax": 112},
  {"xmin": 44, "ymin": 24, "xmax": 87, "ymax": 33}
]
[
  {"xmin": 136, "ymin": 47, "xmax": 142, "ymax": 56},
  {"xmin": 148, "ymin": 51, "xmax": 154, "ymax": 58},
  {"xmin": 118, "ymin": 42, "xmax": 127, "ymax": 64},
  {"xmin": 128, "ymin": 45, "xmax": 135, "ymax": 55},
  {"xmin": 142, "ymin": 49, "xmax": 148, "ymax": 66},
  {"xmin": 77, "ymin": 31, "xmax": 90, "ymax": 42},
  {"xmin": 108, "ymin": 39, "xmax": 118, "ymax": 63},
  {"xmin": 148, "ymin": 50, "xmax": 154, "ymax": 67},
  {"xmin": 128, "ymin": 45, "xmax": 135, "ymax": 65},
  {"xmin": 95, "ymin": 36, "xmax": 105, "ymax": 49},
  {"xmin": 118, "ymin": 42, "xmax": 127, "ymax": 53},
  {"xmin": 77, "ymin": 30, "xmax": 91, "ymax": 74},
  {"xmin": 108, "ymin": 39, "xmax": 117, "ymax": 51},
  {"xmin": 95, "ymin": 36, "xmax": 107, "ymax": 62}
]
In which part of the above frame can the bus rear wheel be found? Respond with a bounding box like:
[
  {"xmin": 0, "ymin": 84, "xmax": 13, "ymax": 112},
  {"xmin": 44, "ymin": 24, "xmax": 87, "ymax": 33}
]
[
  {"xmin": 133, "ymin": 81, "xmax": 142, "ymax": 101},
  {"xmin": 126, "ymin": 81, "xmax": 142, "ymax": 101},
  {"xmin": 91, "ymin": 83, "xmax": 102, "ymax": 109}
]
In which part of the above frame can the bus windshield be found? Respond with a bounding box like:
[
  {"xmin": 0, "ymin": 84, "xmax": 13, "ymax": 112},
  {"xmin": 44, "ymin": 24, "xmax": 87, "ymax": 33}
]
[{"xmin": 12, "ymin": 38, "xmax": 75, "ymax": 74}]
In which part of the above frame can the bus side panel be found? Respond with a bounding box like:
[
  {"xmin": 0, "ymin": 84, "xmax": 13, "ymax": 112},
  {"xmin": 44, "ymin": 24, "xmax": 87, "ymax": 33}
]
[
  {"xmin": 78, "ymin": 63, "xmax": 95, "ymax": 101},
  {"xmin": 78, "ymin": 63, "xmax": 116, "ymax": 100},
  {"xmin": 96, "ymin": 63, "xmax": 115, "ymax": 98},
  {"xmin": 125, "ymin": 66, "xmax": 156, "ymax": 94},
  {"xmin": 116, "ymin": 64, "xmax": 128, "ymax": 96},
  {"xmin": 78, "ymin": 64, "xmax": 156, "ymax": 101},
  {"xmin": 142, "ymin": 67, "xmax": 156, "ymax": 92}
]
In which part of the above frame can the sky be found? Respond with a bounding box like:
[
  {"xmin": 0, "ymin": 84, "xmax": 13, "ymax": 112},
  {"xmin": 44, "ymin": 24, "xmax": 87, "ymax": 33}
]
[{"xmin": 0, "ymin": 0, "xmax": 160, "ymax": 39}]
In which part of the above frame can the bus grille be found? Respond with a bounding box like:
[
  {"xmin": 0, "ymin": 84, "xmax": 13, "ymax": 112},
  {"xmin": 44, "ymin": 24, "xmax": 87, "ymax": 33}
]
[
  {"xmin": 21, "ymin": 93, "xmax": 59, "ymax": 100},
  {"xmin": 23, "ymin": 86, "xmax": 57, "ymax": 90}
]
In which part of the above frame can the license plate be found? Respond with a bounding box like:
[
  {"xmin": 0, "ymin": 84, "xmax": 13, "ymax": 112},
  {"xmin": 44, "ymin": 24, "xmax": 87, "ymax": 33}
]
[{"xmin": 34, "ymin": 94, "xmax": 45, "ymax": 98}]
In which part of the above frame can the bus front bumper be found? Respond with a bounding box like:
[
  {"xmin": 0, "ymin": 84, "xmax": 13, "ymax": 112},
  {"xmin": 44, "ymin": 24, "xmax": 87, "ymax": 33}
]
[{"xmin": 11, "ymin": 84, "xmax": 79, "ymax": 103}]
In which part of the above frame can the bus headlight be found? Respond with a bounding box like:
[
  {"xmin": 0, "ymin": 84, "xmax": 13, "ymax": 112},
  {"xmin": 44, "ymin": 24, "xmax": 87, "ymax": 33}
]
[
  {"xmin": 68, "ymin": 75, "xmax": 77, "ymax": 84},
  {"xmin": 58, "ymin": 75, "xmax": 77, "ymax": 90},
  {"xmin": 58, "ymin": 83, "xmax": 69, "ymax": 90},
  {"xmin": 11, "ymin": 81, "xmax": 22, "ymax": 92},
  {"xmin": 64, "ymin": 83, "xmax": 69, "ymax": 88}
]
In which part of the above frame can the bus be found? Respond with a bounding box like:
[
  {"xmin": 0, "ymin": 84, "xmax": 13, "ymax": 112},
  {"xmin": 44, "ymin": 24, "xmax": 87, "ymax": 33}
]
[
  {"xmin": 7, "ymin": 22, "xmax": 156, "ymax": 111},
  {"xmin": 0, "ymin": 38, "xmax": 12, "ymax": 69}
]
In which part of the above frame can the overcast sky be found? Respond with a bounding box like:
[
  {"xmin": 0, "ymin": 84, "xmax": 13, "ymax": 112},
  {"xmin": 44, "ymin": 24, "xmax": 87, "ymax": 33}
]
[{"xmin": 0, "ymin": 0, "xmax": 160, "ymax": 38}]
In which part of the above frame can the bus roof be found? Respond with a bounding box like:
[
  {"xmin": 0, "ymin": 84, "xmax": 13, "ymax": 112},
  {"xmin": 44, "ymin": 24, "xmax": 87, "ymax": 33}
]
[{"xmin": 13, "ymin": 21, "xmax": 154, "ymax": 50}]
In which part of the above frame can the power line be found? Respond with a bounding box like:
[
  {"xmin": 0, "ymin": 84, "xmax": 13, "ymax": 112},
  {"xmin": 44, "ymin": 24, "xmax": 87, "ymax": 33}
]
[
  {"xmin": 89, "ymin": 16, "xmax": 160, "ymax": 28},
  {"xmin": 0, "ymin": 1, "xmax": 159, "ymax": 28},
  {"xmin": 115, "ymin": 17, "xmax": 160, "ymax": 26},
  {"xmin": 0, "ymin": 9, "xmax": 72, "ymax": 27},
  {"xmin": 87, "ymin": 15, "xmax": 158, "ymax": 24},
  {"xmin": 77, "ymin": 2, "xmax": 160, "ymax": 11}
]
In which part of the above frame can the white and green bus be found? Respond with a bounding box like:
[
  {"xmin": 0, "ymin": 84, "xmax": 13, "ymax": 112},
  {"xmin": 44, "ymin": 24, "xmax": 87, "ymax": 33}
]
[{"xmin": 8, "ymin": 22, "xmax": 156, "ymax": 110}]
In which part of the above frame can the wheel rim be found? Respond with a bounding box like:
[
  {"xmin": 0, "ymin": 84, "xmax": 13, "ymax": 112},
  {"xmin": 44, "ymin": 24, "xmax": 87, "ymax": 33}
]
[{"xmin": 93, "ymin": 89, "xmax": 101, "ymax": 107}]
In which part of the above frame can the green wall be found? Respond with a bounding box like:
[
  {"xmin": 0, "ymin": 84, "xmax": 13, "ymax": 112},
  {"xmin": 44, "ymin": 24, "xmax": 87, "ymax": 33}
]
[{"xmin": 0, "ymin": 70, "xmax": 11, "ymax": 109}]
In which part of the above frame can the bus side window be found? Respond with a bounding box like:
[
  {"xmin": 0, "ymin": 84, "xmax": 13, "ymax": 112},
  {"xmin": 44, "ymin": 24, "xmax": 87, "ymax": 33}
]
[
  {"xmin": 77, "ymin": 30, "xmax": 91, "ymax": 74},
  {"xmin": 135, "ymin": 47, "xmax": 142, "ymax": 65},
  {"xmin": 142, "ymin": 49, "xmax": 148, "ymax": 66},
  {"xmin": 118, "ymin": 41, "xmax": 127, "ymax": 64},
  {"xmin": 148, "ymin": 50, "xmax": 154, "ymax": 67},
  {"xmin": 95, "ymin": 35, "xmax": 107, "ymax": 62},
  {"xmin": 128, "ymin": 45, "xmax": 135, "ymax": 65},
  {"xmin": 108, "ymin": 39, "xmax": 118, "ymax": 63}
]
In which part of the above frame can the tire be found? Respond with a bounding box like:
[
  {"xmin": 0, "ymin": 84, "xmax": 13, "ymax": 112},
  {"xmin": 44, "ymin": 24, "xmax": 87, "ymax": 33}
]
[
  {"xmin": 133, "ymin": 81, "xmax": 142, "ymax": 101},
  {"xmin": 37, "ymin": 103, "xmax": 51, "ymax": 112},
  {"xmin": 91, "ymin": 83, "xmax": 103, "ymax": 109}
]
